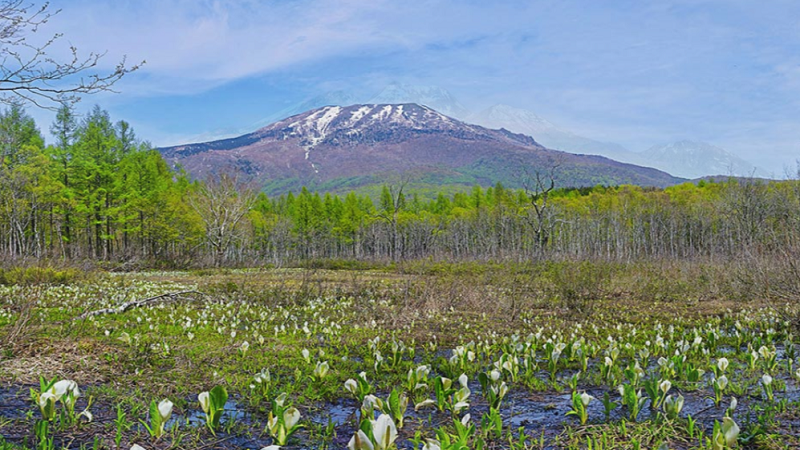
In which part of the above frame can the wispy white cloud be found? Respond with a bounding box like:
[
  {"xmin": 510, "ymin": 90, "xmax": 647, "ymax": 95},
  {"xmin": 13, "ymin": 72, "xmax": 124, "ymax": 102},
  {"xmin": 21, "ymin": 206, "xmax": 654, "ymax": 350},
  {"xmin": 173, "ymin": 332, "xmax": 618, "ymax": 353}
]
[
  {"xmin": 47, "ymin": 0, "xmax": 526, "ymax": 96},
  {"xmin": 27, "ymin": 0, "xmax": 800, "ymax": 175}
]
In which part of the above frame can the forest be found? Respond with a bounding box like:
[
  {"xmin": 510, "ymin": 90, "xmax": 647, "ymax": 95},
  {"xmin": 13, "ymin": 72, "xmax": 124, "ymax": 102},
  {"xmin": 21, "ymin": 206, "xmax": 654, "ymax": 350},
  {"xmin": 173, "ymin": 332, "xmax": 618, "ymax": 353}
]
[
  {"xmin": 3, "ymin": 105, "xmax": 800, "ymax": 449},
  {"xmin": 5, "ymin": 0, "xmax": 800, "ymax": 447},
  {"xmin": 1, "ymin": 104, "xmax": 799, "ymax": 269}
]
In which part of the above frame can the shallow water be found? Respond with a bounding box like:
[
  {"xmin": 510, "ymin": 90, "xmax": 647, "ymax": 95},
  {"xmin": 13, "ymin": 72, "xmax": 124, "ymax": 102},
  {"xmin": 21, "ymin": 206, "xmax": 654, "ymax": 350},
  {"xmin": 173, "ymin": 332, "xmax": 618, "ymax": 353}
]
[{"xmin": 3, "ymin": 357, "xmax": 800, "ymax": 450}]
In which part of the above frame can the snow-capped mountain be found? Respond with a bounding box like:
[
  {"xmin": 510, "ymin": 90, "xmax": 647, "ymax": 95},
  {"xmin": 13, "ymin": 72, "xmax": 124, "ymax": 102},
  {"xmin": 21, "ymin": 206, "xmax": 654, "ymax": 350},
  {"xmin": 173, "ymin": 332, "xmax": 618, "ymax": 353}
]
[
  {"xmin": 255, "ymin": 90, "xmax": 361, "ymax": 128},
  {"xmin": 160, "ymin": 103, "xmax": 683, "ymax": 194},
  {"xmin": 639, "ymin": 141, "xmax": 768, "ymax": 179},
  {"xmin": 256, "ymin": 83, "xmax": 471, "ymax": 128},
  {"xmin": 368, "ymin": 83, "xmax": 470, "ymax": 120},
  {"xmin": 271, "ymin": 103, "xmax": 495, "ymax": 142}
]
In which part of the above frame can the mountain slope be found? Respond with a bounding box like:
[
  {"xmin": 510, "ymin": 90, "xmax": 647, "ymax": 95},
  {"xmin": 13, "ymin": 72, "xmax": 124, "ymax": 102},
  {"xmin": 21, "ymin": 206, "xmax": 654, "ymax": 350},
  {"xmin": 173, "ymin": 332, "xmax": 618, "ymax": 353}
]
[
  {"xmin": 468, "ymin": 104, "xmax": 634, "ymax": 161},
  {"xmin": 160, "ymin": 103, "xmax": 685, "ymax": 194},
  {"xmin": 468, "ymin": 104, "xmax": 768, "ymax": 179},
  {"xmin": 639, "ymin": 141, "xmax": 768, "ymax": 179}
]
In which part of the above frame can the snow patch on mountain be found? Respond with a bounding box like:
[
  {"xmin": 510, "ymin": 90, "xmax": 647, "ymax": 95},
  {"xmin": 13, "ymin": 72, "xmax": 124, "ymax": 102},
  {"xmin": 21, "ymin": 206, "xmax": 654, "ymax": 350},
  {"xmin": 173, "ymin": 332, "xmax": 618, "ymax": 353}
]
[
  {"xmin": 286, "ymin": 105, "xmax": 344, "ymax": 163},
  {"xmin": 270, "ymin": 103, "xmax": 480, "ymax": 137},
  {"xmin": 260, "ymin": 91, "xmax": 358, "ymax": 127},
  {"xmin": 253, "ymin": 85, "xmax": 768, "ymax": 180},
  {"xmin": 369, "ymin": 83, "xmax": 470, "ymax": 119},
  {"xmin": 348, "ymin": 106, "xmax": 372, "ymax": 123}
]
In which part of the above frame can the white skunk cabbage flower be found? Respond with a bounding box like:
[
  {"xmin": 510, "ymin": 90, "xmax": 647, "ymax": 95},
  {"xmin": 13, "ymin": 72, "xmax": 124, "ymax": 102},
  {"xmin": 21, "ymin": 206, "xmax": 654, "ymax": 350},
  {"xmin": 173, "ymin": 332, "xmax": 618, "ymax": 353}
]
[
  {"xmin": 118, "ymin": 332, "xmax": 132, "ymax": 344},
  {"xmin": 717, "ymin": 358, "xmax": 729, "ymax": 372},
  {"xmin": 663, "ymin": 394, "xmax": 684, "ymax": 416},
  {"xmin": 579, "ymin": 392, "xmax": 593, "ymax": 407},
  {"xmin": 347, "ymin": 430, "xmax": 374, "ymax": 450},
  {"xmin": 659, "ymin": 379, "xmax": 672, "ymax": 396},
  {"xmin": 371, "ymin": 414, "xmax": 398, "ymax": 450},
  {"xmin": 51, "ymin": 380, "xmax": 79, "ymax": 402},
  {"xmin": 363, "ymin": 394, "xmax": 379, "ymax": 410},
  {"xmin": 198, "ymin": 391, "xmax": 210, "ymax": 414},
  {"xmin": 38, "ymin": 391, "xmax": 57, "ymax": 420},
  {"xmin": 157, "ymin": 399, "xmax": 173, "ymax": 422},
  {"xmin": 422, "ymin": 440, "xmax": 441, "ymax": 450},
  {"xmin": 39, "ymin": 391, "xmax": 57, "ymax": 408},
  {"xmin": 284, "ymin": 407, "xmax": 301, "ymax": 429},
  {"xmin": 414, "ymin": 399, "xmax": 436, "ymax": 411},
  {"xmin": 344, "ymin": 379, "xmax": 358, "ymax": 395},
  {"xmin": 726, "ymin": 396, "xmax": 738, "ymax": 417},
  {"xmin": 722, "ymin": 417, "xmax": 740, "ymax": 446},
  {"xmin": 314, "ymin": 361, "xmax": 330, "ymax": 379}
]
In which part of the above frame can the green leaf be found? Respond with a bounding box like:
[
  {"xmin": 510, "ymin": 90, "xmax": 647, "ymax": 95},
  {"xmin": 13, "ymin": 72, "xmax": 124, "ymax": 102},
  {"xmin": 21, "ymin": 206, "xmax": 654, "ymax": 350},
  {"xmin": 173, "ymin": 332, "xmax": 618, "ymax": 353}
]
[{"xmin": 148, "ymin": 400, "xmax": 162, "ymax": 435}]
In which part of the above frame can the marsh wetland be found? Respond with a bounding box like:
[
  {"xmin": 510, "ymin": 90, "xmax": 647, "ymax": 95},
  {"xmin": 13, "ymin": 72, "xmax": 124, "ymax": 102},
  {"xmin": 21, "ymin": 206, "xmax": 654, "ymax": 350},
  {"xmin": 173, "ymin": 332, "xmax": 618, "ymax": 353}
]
[{"xmin": 1, "ymin": 262, "xmax": 799, "ymax": 449}]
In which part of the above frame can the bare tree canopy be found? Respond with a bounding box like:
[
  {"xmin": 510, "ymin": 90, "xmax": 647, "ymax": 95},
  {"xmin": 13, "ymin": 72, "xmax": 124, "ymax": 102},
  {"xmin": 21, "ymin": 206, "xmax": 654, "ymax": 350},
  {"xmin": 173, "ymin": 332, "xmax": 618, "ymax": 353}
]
[
  {"xmin": 189, "ymin": 173, "xmax": 257, "ymax": 266},
  {"xmin": 0, "ymin": 1, "xmax": 142, "ymax": 108}
]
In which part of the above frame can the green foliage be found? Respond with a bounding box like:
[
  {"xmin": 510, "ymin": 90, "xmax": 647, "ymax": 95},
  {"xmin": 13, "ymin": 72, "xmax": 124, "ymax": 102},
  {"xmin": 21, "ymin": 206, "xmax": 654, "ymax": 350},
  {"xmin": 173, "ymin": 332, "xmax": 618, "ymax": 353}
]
[
  {"xmin": 0, "ymin": 100, "xmax": 799, "ymax": 273},
  {"xmin": 266, "ymin": 393, "xmax": 302, "ymax": 445},
  {"xmin": 139, "ymin": 399, "xmax": 172, "ymax": 439},
  {"xmin": 565, "ymin": 391, "xmax": 593, "ymax": 425},
  {"xmin": 199, "ymin": 386, "xmax": 228, "ymax": 435},
  {"xmin": 0, "ymin": 267, "xmax": 83, "ymax": 286}
]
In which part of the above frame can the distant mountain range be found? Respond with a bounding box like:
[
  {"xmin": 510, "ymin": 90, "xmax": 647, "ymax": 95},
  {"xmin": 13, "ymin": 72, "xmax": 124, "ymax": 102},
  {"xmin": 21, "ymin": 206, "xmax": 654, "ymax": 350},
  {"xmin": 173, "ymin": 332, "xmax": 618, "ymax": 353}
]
[
  {"xmin": 467, "ymin": 104, "xmax": 632, "ymax": 162},
  {"xmin": 636, "ymin": 141, "xmax": 769, "ymax": 179},
  {"xmin": 467, "ymin": 103, "xmax": 768, "ymax": 179},
  {"xmin": 248, "ymin": 84, "xmax": 765, "ymax": 180},
  {"xmin": 160, "ymin": 103, "xmax": 683, "ymax": 194}
]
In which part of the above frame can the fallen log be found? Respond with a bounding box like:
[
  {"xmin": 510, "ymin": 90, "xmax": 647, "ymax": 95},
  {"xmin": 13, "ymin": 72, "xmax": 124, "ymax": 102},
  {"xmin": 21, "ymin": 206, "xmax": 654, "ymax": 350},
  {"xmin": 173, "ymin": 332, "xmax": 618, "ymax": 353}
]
[{"xmin": 76, "ymin": 290, "xmax": 206, "ymax": 320}]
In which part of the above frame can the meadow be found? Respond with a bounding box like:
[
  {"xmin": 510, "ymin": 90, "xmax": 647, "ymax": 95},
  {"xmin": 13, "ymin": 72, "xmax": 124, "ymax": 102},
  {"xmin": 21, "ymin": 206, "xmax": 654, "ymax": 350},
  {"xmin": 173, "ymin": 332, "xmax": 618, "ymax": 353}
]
[{"xmin": 1, "ymin": 261, "xmax": 798, "ymax": 450}]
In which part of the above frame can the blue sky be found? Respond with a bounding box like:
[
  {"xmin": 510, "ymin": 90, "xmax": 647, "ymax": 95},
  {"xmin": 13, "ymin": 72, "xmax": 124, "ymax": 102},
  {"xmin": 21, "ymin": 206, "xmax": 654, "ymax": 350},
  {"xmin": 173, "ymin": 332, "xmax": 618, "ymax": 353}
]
[{"xmin": 28, "ymin": 0, "xmax": 800, "ymax": 174}]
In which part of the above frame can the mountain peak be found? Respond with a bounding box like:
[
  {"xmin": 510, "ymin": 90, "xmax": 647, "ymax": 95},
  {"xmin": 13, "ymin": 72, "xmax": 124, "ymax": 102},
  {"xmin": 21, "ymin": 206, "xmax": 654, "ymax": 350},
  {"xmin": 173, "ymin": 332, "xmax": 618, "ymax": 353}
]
[
  {"xmin": 255, "ymin": 103, "xmax": 532, "ymax": 152},
  {"xmin": 368, "ymin": 83, "xmax": 470, "ymax": 119},
  {"xmin": 159, "ymin": 102, "xmax": 682, "ymax": 194},
  {"xmin": 263, "ymin": 103, "xmax": 458, "ymax": 134}
]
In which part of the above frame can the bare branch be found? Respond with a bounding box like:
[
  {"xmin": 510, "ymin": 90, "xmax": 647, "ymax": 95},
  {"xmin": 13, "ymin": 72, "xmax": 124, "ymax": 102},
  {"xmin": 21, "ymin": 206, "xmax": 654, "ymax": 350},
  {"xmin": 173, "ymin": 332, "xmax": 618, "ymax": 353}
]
[
  {"xmin": 0, "ymin": 1, "xmax": 143, "ymax": 109},
  {"xmin": 518, "ymin": 155, "xmax": 563, "ymax": 251}
]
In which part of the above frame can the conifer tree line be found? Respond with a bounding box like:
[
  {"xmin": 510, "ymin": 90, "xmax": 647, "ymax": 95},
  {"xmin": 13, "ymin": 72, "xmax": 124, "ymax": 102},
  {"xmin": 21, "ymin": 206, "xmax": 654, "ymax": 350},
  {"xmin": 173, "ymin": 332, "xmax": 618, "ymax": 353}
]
[{"xmin": 0, "ymin": 103, "xmax": 798, "ymax": 267}]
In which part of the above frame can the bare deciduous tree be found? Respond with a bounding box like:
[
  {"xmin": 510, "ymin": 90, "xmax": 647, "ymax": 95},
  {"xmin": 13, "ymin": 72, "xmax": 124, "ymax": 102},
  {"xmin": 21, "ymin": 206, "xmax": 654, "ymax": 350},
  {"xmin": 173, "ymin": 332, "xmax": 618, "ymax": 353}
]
[
  {"xmin": 520, "ymin": 156, "xmax": 562, "ymax": 252},
  {"xmin": 0, "ymin": 1, "xmax": 142, "ymax": 108},
  {"xmin": 189, "ymin": 173, "xmax": 256, "ymax": 267}
]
